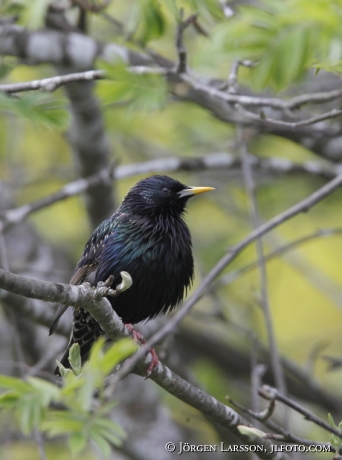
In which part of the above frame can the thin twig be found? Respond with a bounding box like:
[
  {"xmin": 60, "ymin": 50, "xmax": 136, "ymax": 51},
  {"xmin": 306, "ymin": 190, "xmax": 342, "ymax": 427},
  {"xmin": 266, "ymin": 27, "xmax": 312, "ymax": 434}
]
[
  {"xmin": 220, "ymin": 59, "xmax": 256, "ymax": 94},
  {"xmin": 26, "ymin": 344, "xmax": 67, "ymax": 377},
  {"xmin": 175, "ymin": 11, "xmax": 197, "ymax": 74},
  {"xmin": 239, "ymin": 129, "xmax": 288, "ymax": 411},
  {"xmin": 0, "ymin": 70, "xmax": 104, "ymax": 93},
  {"xmin": 218, "ymin": 227, "xmax": 342, "ymax": 288},
  {"xmin": 227, "ymin": 396, "xmax": 276, "ymax": 422},
  {"xmin": 228, "ymin": 396, "xmax": 335, "ymax": 452},
  {"xmin": 251, "ymin": 362, "xmax": 268, "ymax": 421},
  {"xmin": 259, "ymin": 385, "xmax": 342, "ymax": 439},
  {"xmin": 227, "ymin": 60, "xmax": 241, "ymax": 94},
  {"xmin": 192, "ymin": 17, "xmax": 209, "ymax": 37},
  {"xmin": 0, "ymin": 229, "xmax": 9, "ymax": 271},
  {"xmin": 34, "ymin": 429, "xmax": 47, "ymax": 460},
  {"xmin": 238, "ymin": 106, "xmax": 342, "ymax": 130},
  {"xmin": 0, "ymin": 163, "xmax": 116, "ymax": 231},
  {"xmin": 180, "ymin": 72, "xmax": 342, "ymax": 109}
]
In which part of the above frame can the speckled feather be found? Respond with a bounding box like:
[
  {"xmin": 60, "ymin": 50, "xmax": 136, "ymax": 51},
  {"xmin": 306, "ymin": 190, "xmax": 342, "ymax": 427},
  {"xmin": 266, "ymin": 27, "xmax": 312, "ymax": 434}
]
[{"xmin": 53, "ymin": 176, "xmax": 205, "ymax": 373}]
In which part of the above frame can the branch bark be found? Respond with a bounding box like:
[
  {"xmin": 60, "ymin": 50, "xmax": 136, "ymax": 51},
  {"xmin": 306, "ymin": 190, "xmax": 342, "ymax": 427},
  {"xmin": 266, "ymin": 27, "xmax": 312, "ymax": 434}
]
[{"xmin": 0, "ymin": 70, "xmax": 104, "ymax": 93}]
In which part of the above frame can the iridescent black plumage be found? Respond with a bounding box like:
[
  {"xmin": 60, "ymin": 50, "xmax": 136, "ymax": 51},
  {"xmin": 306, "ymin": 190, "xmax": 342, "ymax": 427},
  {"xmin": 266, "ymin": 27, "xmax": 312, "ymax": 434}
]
[{"xmin": 51, "ymin": 175, "xmax": 213, "ymax": 373}]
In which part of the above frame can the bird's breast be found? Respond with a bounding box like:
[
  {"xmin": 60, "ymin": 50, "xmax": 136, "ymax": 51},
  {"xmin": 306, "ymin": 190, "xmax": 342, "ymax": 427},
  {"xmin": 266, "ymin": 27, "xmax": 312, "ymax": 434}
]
[{"xmin": 102, "ymin": 222, "xmax": 193, "ymax": 323}]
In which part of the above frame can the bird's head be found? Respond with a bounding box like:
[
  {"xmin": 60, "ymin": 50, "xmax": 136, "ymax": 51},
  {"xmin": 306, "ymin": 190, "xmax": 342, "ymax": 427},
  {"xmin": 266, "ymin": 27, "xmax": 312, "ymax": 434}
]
[{"xmin": 121, "ymin": 175, "xmax": 214, "ymax": 217}]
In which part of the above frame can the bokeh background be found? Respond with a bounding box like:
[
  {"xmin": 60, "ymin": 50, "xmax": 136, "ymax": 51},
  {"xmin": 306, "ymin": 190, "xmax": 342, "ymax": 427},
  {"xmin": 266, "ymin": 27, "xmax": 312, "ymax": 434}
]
[{"xmin": 1, "ymin": 0, "xmax": 342, "ymax": 458}]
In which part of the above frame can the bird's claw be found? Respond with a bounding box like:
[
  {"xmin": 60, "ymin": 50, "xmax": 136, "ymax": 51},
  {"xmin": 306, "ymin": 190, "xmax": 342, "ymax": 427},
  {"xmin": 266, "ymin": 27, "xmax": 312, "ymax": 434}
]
[
  {"xmin": 125, "ymin": 324, "xmax": 160, "ymax": 377},
  {"xmin": 125, "ymin": 323, "xmax": 146, "ymax": 343},
  {"xmin": 93, "ymin": 274, "xmax": 133, "ymax": 300},
  {"xmin": 146, "ymin": 347, "xmax": 159, "ymax": 377}
]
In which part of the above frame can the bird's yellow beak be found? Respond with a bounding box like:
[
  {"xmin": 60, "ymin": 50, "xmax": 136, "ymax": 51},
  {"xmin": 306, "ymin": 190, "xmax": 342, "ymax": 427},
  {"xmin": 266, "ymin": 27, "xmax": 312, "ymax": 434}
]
[{"xmin": 178, "ymin": 186, "xmax": 215, "ymax": 198}]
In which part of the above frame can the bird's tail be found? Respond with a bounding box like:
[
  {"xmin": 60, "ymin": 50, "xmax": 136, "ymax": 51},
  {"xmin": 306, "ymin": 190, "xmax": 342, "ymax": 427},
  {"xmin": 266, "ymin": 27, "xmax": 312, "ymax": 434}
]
[{"xmin": 54, "ymin": 308, "xmax": 104, "ymax": 375}]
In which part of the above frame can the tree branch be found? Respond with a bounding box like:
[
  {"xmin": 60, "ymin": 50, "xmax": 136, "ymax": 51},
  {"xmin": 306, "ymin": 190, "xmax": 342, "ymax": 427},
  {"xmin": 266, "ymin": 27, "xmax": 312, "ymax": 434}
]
[
  {"xmin": 238, "ymin": 128, "xmax": 288, "ymax": 418},
  {"xmin": 2, "ymin": 62, "xmax": 340, "ymax": 112},
  {"xmin": 227, "ymin": 396, "xmax": 335, "ymax": 452},
  {"xmin": 237, "ymin": 106, "xmax": 342, "ymax": 130},
  {"xmin": 218, "ymin": 227, "xmax": 342, "ymax": 288},
  {"xmin": 2, "ymin": 24, "xmax": 342, "ymax": 160},
  {"xmin": 1, "ymin": 153, "xmax": 338, "ymax": 232},
  {"xmin": 0, "ymin": 163, "xmax": 116, "ymax": 231},
  {"xmin": 175, "ymin": 11, "xmax": 197, "ymax": 74},
  {"xmin": 0, "ymin": 70, "xmax": 104, "ymax": 93},
  {"xmin": 259, "ymin": 385, "xmax": 342, "ymax": 439},
  {"xmin": 0, "ymin": 267, "xmax": 287, "ymax": 460}
]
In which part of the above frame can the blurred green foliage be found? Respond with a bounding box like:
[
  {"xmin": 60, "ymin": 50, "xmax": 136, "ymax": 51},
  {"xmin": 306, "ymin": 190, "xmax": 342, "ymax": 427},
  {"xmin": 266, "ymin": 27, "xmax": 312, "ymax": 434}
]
[
  {"xmin": 98, "ymin": 62, "xmax": 168, "ymax": 111},
  {"xmin": 0, "ymin": 339, "xmax": 136, "ymax": 457},
  {"xmin": 328, "ymin": 414, "xmax": 342, "ymax": 450},
  {"xmin": 0, "ymin": 93, "xmax": 69, "ymax": 129}
]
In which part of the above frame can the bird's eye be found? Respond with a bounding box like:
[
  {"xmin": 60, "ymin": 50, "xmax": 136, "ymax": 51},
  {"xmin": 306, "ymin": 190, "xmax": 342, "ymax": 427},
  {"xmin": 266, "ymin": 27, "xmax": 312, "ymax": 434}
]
[{"xmin": 162, "ymin": 187, "xmax": 169, "ymax": 194}]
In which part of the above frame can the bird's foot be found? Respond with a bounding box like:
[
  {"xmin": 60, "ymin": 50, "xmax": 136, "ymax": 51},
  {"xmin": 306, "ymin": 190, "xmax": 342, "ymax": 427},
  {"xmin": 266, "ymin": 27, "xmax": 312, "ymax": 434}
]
[
  {"xmin": 93, "ymin": 273, "xmax": 133, "ymax": 301},
  {"xmin": 146, "ymin": 347, "xmax": 159, "ymax": 377},
  {"xmin": 125, "ymin": 323, "xmax": 159, "ymax": 377}
]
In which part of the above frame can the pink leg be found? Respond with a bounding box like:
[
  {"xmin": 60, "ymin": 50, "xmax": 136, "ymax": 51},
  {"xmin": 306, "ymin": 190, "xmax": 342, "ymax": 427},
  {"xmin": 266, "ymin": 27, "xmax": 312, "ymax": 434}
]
[{"xmin": 125, "ymin": 324, "xmax": 159, "ymax": 376}]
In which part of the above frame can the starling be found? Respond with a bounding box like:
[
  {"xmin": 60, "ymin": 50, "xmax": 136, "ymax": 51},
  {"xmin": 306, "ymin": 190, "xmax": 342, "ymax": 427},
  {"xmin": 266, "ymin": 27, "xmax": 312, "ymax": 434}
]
[{"xmin": 51, "ymin": 175, "xmax": 214, "ymax": 374}]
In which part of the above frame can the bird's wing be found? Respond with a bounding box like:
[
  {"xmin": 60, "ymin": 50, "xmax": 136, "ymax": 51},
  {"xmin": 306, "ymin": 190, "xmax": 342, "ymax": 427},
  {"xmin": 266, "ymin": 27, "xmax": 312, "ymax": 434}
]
[
  {"xmin": 70, "ymin": 261, "xmax": 99, "ymax": 285},
  {"xmin": 49, "ymin": 305, "xmax": 69, "ymax": 335},
  {"xmin": 49, "ymin": 215, "xmax": 120, "ymax": 336},
  {"xmin": 49, "ymin": 262, "xmax": 98, "ymax": 336}
]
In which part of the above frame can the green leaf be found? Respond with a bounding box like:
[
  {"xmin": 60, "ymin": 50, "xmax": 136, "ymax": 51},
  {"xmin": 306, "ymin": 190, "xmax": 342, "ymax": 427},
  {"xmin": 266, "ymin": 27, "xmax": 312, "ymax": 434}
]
[
  {"xmin": 60, "ymin": 372, "xmax": 84, "ymax": 399},
  {"xmin": 328, "ymin": 413, "xmax": 335, "ymax": 427},
  {"xmin": 0, "ymin": 93, "xmax": 69, "ymax": 129},
  {"xmin": 328, "ymin": 413, "xmax": 340, "ymax": 448},
  {"xmin": 88, "ymin": 336, "xmax": 107, "ymax": 362},
  {"xmin": 190, "ymin": 0, "xmax": 225, "ymax": 22},
  {"xmin": 207, "ymin": 0, "xmax": 342, "ymax": 90},
  {"xmin": 0, "ymin": 391, "xmax": 20, "ymax": 408},
  {"xmin": 0, "ymin": 375, "xmax": 60, "ymax": 434},
  {"xmin": 19, "ymin": 394, "xmax": 44, "ymax": 435},
  {"xmin": 0, "ymin": 375, "xmax": 31, "ymax": 392},
  {"xmin": 137, "ymin": 0, "xmax": 166, "ymax": 45},
  {"xmin": 92, "ymin": 417, "xmax": 126, "ymax": 446},
  {"xmin": 89, "ymin": 430, "xmax": 112, "ymax": 458},
  {"xmin": 28, "ymin": 377, "xmax": 60, "ymax": 405},
  {"xmin": 101, "ymin": 338, "xmax": 137, "ymax": 374},
  {"xmin": 94, "ymin": 416, "xmax": 126, "ymax": 438},
  {"xmin": 69, "ymin": 343, "xmax": 82, "ymax": 376},
  {"xmin": 96, "ymin": 401, "xmax": 118, "ymax": 417},
  {"xmin": 76, "ymin": 372, "xmax": 98, "ymax": 412},
  {"xmin": 42, "ymin": 411, "xmax": 85, "ymax": 436},
  {"xmin": 56, "ymin": 360, "xmax": 71, "ymax": 378},
  {"xmin": 253, "ymin": 24, "xmax": 316, "ymax": 89},
  {"xmin": 98, "ymin": 62, "xmax": 168, "ymax": 112},
  {"xmin": 68, "ymin": 432, "xmax": 88, "ymax": 455}
]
